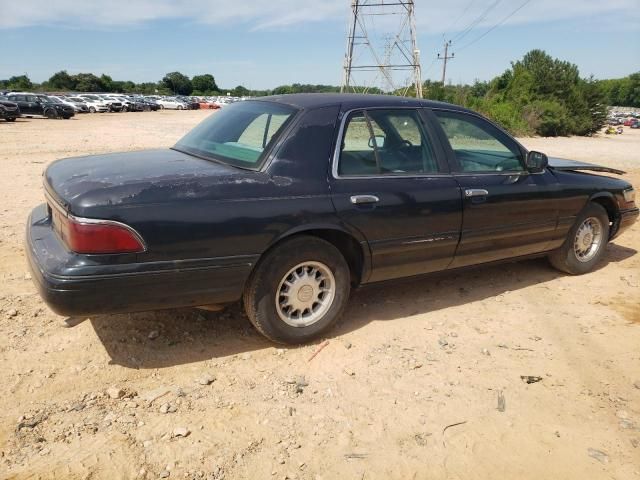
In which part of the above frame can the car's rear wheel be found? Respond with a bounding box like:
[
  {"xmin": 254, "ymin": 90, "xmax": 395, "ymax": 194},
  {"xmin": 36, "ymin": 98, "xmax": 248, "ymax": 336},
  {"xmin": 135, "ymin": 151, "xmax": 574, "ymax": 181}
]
[
  {"xmin": 6, "ymin": 118, "xmax": 16, "ymax": 122},
  {"xmin": 548, "ymin": 202, "xmax": 610, "ymax": 275},
  {"xmin": 243, "ymin": 236, "xmax": 351, "ymax": 344}
]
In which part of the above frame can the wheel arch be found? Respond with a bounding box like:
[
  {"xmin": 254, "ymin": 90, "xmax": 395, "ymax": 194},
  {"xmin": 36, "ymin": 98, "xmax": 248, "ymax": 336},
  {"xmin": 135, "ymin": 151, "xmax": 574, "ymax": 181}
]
[
  {"xmin": 253, "ymin": 224, "xmax": 371, "ymax": 287},
  {"xmin": 589, "ymin": 192, "xmax": 618, "ymax": 234}
]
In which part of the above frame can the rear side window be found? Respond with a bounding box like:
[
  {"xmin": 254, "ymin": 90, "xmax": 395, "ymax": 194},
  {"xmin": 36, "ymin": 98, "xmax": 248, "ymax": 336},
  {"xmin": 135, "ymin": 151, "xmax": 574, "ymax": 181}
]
[
  {"xmin": 433, "ymin": 110, "xmax": 523, "ymax": 173},
  {"xmin": 175, "ymin": 101, "xmax": 297, "ymax": 169},
  {"xmin": 338, "ymin": 109, "xmax": 438, "ymax": 176}
]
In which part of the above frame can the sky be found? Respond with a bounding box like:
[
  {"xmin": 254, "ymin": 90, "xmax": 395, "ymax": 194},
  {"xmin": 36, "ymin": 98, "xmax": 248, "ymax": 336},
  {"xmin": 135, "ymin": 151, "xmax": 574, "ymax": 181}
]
[{"xmin": 0, "ymin": 0, "xmax": 639, "ymax": 90}]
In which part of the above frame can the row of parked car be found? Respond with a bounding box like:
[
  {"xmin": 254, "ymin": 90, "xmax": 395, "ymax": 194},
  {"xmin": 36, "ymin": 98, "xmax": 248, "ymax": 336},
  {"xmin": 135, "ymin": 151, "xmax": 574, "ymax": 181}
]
[
  {"xmin": 0, "ymin": 92, "xmax": 248, "ymax": 121},
  {"xmin": 608, "ymin": 111, "xmax": 640, "ymax": 127}
]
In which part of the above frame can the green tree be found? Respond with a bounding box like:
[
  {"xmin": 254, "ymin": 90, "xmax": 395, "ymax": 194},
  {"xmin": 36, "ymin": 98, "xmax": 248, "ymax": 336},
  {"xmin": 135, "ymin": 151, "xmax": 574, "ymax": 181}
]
[
  {"xmin": 231, "ymin": 85, "xmax": 250, "ymax": 96},
  {"xmin": 161, "ymin": 72, "xmax": 192, "ymax": 95},
  {"xmin": 191, "ymin": 74, "xmax": 218, "ymax": 94},
  {"xmin": 597, "ymin": 72, "xmax": 640, "ymax": 107},
  {"xmin": 48, "ymin": 70, "xmax": 76, "ymax": 90},
  {"xmin": 136, "ymin": 82, "xmax": 160, "ymax": 95},
  {"xmin": 72, "ymin": 73, "xmax": 104, "ymax": 92},
  {"xmin": 6, "ymin": 75, "xmax": 33, "ymax": 91},
  {"xmin": 99, "ymin": 74, "xmax": 113, "ymax": 91}
]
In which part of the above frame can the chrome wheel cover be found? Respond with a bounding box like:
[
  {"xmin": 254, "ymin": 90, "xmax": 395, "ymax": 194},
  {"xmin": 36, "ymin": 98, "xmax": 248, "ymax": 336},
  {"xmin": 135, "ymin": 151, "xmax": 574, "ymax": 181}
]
[
  {"xmin": 573, "ymin": 216, "xmax": 603, "ymax": 263},
  {"xmin": 275, "ymin": 261, "xmax": 335, "ymax": 327}
]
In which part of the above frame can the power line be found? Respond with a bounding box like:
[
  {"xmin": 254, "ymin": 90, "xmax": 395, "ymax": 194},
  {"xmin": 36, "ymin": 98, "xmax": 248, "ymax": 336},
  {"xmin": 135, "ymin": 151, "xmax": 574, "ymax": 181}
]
[
  {"xmin": 441, "ymin": 0, "xmax": 477, "ymax": 39},
  {"xmin": 457, "ymin": 0, "xmax": 532, "ymax": 52},
  {"xmin": 451, "ymin": 0, "xmax": 503, "ymax": 43}
]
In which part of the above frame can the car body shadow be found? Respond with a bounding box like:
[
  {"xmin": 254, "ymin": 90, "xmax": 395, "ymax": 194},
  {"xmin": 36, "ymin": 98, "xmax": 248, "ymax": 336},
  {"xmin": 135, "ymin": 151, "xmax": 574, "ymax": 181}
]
[{"xmin": 90, "ymin": 243, "xmax": 636, "ymax": 369}]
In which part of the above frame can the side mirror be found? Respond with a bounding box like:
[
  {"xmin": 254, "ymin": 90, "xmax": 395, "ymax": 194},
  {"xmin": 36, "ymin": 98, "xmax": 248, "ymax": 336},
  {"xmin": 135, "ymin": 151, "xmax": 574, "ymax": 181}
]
[
  {"xmin": 368, "ymin": 135, "xmax": 386, "ymax": 149},
  {"xmin": 526, "ymin": 151, "xmax": 548, "ymax": 173}
]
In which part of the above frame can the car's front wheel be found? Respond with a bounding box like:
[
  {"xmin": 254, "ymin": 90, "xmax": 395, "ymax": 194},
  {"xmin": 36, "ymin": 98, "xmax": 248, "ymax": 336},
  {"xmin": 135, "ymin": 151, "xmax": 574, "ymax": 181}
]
[
  {"xmin": 548, "ymin": 202, "xmax": 610, "ymax": 275},
  {"xmin": 243, "ymin": 236, "xmax": 351, "ymax": 344}
]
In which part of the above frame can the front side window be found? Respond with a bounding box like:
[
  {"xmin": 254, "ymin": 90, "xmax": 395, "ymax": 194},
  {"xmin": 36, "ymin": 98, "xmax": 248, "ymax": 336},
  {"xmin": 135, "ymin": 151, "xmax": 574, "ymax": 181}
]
[
  {"xmin": 433, "ymin": 110, "xmax": 523, "ymax": 173},
  {"xmin": 338, "ymin": 109, "xmax": 438, "ymax": 176},
  {"xmin": 174, "ymin": 101, "xmax": 297, "ymax": 169}
]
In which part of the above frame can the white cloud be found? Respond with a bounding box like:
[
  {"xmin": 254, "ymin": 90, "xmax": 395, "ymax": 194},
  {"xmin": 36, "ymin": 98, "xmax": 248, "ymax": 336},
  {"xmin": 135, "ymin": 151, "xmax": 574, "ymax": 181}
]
[{"xmin": 0, "ymin": 0, "xmax": 638, "ymax": 32}]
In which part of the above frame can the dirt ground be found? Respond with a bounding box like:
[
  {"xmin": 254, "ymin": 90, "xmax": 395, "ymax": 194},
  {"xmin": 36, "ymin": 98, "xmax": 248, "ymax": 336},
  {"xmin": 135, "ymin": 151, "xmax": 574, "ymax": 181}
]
[{"xmin": 1, "ymin": 111, "xmax": 639, "ymax": 480}]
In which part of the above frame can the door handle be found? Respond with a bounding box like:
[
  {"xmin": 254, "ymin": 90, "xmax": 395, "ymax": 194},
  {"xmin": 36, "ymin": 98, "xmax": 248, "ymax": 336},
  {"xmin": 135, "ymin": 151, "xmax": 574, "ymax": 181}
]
[
  {"xmin": 350, "ymin": 195, "xmax": 380, "ymax": 205},
  {"xmin": 465, "ymin": 189, "xmax": 489, "ymax": 198}
]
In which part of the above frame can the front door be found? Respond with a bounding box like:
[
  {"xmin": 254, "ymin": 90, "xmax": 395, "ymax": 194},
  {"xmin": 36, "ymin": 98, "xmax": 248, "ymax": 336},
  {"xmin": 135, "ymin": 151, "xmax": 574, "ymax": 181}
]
[
  {"xmin": 23, "ymin": 94, "xmax": 43, "ymax": 115},
  {"xmin": 329, "ymin": 108, "xmax": 462, "ymax": 282},
  {"xmin": 429, "ymin": 109, "xmax": 560, "ymax": 268}
]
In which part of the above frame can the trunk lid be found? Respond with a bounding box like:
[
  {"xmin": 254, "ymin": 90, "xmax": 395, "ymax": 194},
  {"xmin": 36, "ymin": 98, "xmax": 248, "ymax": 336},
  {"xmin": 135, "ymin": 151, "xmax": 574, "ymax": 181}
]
[{"xmin": 44, "ymin": 148, "xmax": 263, "ymax": 217}]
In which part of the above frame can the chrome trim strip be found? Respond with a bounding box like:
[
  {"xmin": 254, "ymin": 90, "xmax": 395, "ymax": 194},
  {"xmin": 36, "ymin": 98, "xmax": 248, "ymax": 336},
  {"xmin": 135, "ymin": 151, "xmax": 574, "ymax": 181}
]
[{"xmin": 44, "ymin": 190, "xmax": 148, "ymax": 253}]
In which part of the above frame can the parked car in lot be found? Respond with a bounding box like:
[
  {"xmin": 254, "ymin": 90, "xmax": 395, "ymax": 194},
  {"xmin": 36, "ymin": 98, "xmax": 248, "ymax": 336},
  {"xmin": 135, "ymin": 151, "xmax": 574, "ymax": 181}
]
[
  {"xmin": 7, "ymin": 93, "xmax": 74, "ymax": 119},
  {"xmin": 26, "ymin": 94, "xmax": 638, "ymax": 344},
  {"xmin": 0, "ymin": 95, "xmax": 20, "ymax": 121},
  {"xmin": 50, "ymin": 95, "xmax": 89, "ymax": 113},
  {"xmin": 197, "ymin": 98, "xmax": 221, "ymax": 109},
  {"xmin": 77, "ymin": 95, "xmax": 109, "ymax": 113},
  {"xmin": 177, "ymin": 96, "xmax": 200, "ymax": 110},
  {"xmin": 101, "ymin": 96, "xmax": 124, "ymax": 112},
  {"xmin": 155, "ymin": 97, "xmax": 187, "ymax": 110}
]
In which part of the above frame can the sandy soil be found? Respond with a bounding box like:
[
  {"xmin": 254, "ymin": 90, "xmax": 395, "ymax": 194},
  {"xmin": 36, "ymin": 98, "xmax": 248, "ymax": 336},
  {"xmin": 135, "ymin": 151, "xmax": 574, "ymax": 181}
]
[{"xmin": 1, "ymin": 111, "xmax": 639, "ymax": 480}]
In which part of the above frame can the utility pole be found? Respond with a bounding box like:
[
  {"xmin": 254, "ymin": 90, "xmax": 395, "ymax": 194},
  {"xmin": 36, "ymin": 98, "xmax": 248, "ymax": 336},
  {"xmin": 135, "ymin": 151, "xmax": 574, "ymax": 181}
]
[
  {"xmin": 437, "ymin": 40, "xmax": 454, "ymax": 85},
  {"xmin": 341, "ymin": 0, "xmax": 423, "ymax": 98}
]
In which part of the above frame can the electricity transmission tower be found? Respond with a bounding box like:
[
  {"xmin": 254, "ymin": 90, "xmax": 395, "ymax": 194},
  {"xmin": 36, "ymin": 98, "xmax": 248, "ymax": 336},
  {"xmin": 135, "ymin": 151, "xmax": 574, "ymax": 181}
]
[{"xmin": 341, "ymin": 0, "xmax": 423, "ymax": 98}]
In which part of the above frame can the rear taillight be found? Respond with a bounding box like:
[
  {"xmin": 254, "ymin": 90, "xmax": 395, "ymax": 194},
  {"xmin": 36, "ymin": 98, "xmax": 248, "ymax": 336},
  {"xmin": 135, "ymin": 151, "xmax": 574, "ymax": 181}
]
[{"xmin": 55, "ymin": 211, "xmax": 145, "ymax": 254}]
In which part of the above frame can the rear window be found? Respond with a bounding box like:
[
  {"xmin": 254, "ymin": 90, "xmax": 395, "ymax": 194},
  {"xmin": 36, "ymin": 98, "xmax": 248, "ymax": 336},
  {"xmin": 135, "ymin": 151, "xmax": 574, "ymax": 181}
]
[{"xmin": 174, "ymin": 101, "xmax": 297, "ymax": 169}]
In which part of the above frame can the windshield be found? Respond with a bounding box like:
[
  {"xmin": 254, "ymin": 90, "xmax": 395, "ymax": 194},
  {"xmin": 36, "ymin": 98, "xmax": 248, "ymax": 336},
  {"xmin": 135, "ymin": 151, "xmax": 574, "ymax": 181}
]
[
  {"xmin": 174, "ymin": 100, "xmax": 297, "ymax": 169},
  {"xmin": 47, "ymin": 97, "xmax": 63, "ymax": 104},
  {"xmin": 37, "ymin": 95, "xmax": 53, "ymax": 103}
]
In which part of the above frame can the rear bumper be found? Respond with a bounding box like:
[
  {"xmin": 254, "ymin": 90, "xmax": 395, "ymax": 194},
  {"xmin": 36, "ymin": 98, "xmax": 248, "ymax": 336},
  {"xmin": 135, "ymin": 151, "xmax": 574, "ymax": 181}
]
[
  {"xmin": 611, "ymin": 207, "xmax": 639, "ymax": 239},
  {"xmin": 26, "ymin": 204, "xmax": 255, "ymax": 317}
]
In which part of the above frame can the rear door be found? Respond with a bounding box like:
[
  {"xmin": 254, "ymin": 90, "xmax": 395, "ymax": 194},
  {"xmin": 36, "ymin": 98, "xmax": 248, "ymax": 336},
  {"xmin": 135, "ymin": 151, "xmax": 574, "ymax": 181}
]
[
  {"xmin": 329, "ymin": 108, "xmax": 462, "ymax": 282},
  {"xmin": 429, "ymin": 109, "xmax": 560, "ymax": 268},
  {"xmin": 8, "ymin": 95, "xmax": 30, "ymax": 115}
]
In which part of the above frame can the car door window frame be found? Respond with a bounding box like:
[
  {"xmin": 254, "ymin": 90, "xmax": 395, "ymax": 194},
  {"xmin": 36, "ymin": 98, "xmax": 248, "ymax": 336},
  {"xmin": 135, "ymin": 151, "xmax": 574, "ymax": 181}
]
[
  {"xmin": 426, "ymin": 108, "xmax": 530, "ymax": 176},
  {"xmin": 332, "ymin": 107, "xmax": 451, "ymax": 179}
]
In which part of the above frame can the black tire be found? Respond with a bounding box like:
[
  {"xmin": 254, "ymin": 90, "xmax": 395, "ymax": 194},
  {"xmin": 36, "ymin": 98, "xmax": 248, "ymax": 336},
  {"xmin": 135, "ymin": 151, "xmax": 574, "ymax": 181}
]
[
  {"xmin": 548, "ymin": 202, "xmax": 610, "ymax": 275},
  {"xmin": 6, "ymin": 118, "xmax": 16, "ymax": 122},
  {"xmin": 89, "ymin": 106, "xmax": 96, "ymax": 113},
  {"xmin": 243, "ymin": 235, "xmax": 351, "ymax": 344},
  {"xmin": 44, "ymin": 108, "xmax": 58, "ymax": 119}
]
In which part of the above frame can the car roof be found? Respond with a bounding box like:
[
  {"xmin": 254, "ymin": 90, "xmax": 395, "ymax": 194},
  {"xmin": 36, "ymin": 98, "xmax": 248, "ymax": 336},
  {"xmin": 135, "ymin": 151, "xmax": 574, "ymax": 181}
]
[{"xmin": 253, "ymin": 93, "xmax": 472, "ymax": 113}]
